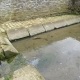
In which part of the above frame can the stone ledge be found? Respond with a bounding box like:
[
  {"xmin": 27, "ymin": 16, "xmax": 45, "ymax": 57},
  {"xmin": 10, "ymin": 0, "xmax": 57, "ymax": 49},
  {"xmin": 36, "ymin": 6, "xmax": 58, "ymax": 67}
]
[
  {"xmin": 65, "ymin": 17, "xmax": 80, "ymax": 26},
  {"xmin": 27, "ymin": 24, "xmax": 46, "ymax": 36},
  {"xmin": 43, "ymin": 22, "xmax": 55, "ymax": 31},
  {"xmin": 0, "ymin": 37, "xmax": 19, "ymax": 60},
  {"xmin": 6, "ymin": 27, "xmax": 29, "ymax": 41},
  {"xmin": 43, "ymin": 17, "xmax": 80, "ymax": 31},
  {"xmin": 5, "ymin": 16, "xmax": 80, "ymax": 41}
]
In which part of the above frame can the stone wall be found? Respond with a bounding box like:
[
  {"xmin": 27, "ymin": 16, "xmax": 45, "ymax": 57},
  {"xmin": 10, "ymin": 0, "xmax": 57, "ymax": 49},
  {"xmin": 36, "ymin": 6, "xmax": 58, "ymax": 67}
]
[
  {"xmin": 75, "ymin": 0, "xmax": 80, "ymax": 13},
  {"xmin": 70, "ymin": 0, "xmax": 80, "ymax": 13},
  {"xmin": 0, "ymin": 0, "xmax": 79, "ymax": 22}
]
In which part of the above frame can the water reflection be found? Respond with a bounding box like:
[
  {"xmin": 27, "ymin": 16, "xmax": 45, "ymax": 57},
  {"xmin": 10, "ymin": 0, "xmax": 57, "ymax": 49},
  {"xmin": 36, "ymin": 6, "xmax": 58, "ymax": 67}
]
[{"xmin": 23, "ymin": 37, "xmax": 80, "ymax": 80}]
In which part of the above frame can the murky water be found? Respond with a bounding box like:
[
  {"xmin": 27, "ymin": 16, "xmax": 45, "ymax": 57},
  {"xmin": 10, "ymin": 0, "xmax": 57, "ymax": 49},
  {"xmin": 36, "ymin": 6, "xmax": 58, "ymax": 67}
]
[
  {"xmin": 11, "ymin": 23, "xmax": 80, "ymax": 80},
  {"xmin": 23, "ymin": 37, "xmax": 80, "ymax": 80}
]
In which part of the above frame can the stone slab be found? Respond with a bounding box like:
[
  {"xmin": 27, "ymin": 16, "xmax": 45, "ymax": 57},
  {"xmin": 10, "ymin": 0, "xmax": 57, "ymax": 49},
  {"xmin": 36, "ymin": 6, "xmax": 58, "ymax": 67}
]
[
  {"xmin": 78, "ymin": 17, "xmax": 80, "ymax": 22},
  {"xmin": 53, "ymin": 20, "xmax": 67, "ymax": 29},
  {"xmin": 0, "ymin": 37, "xmax": 7, "ymax": 45},
  {"xmin": 13, "ymin": 65, "xmax": 45, "ymax": 80},
  {"xmin": 27, "ymin": 24, "xmax": 45, "ymax": 36},
  {"xmin": 43, "ymin": 22, "xmax": 55, "ymax": 31},
  {"xmin": 0, "ymin": 65, "xmax": 45, "ymax": 80},
  {"xmin": 0, "ymin": 77, "xmax": 4, "ymax": 80},
  {"xmin": 6, "ymin": 27, "xmax": 29, "ymax": 41},
  {"xmin": 43, "ymin": 17, "xmax": 80, "ymax": 31},
  {"xmin": 65, "ymin": 17, "xmax": 80, "ymax": 26},
  {"xmin": 1, "ymin": 38, "xmax": 19, "ymax": 58}
]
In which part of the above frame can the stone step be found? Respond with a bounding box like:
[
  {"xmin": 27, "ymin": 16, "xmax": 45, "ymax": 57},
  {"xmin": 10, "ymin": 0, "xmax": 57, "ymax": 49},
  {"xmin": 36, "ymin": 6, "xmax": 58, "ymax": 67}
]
[
  {"xmin": 6, "ymin": 27, "xmax": 29, "ymax": 41},
  {"xmin": 27, "ymin": 24, "xmax": 46, "ymax": 36},
  {"xmin": 4, "ymin": 16, "xmax": 80, "ymax": 41},
  {"xmin": 43, "ymin": 17, "xmax": 80, "ymax": 31},
  {"xmin": 43, "ymin": 22, "xmax": 55, "ymax": 31}
]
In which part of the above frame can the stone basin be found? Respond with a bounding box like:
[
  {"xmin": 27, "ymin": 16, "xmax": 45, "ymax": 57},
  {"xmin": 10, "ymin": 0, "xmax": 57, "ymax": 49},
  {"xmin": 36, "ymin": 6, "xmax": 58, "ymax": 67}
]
[{"xmin": 12, "ymin": 23, "xmax": 80, "ymax": 80}]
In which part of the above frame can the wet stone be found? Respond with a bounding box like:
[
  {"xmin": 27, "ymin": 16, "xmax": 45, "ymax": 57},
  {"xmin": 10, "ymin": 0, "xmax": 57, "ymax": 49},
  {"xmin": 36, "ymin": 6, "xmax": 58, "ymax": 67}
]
[
  {"xmin": 1, "ymin": 38, "xmax": 18, "ymax": 58},
  {"xmin": 21, "ymin": 37, "xmax": 80, "ymax": 80},
  {"xmin": 66, "ymin": 17, "xmax": 80, "ymax": 26},
  {"xmin": 0, "ymin": 48, "xmax": 5, "ymax": 60}
]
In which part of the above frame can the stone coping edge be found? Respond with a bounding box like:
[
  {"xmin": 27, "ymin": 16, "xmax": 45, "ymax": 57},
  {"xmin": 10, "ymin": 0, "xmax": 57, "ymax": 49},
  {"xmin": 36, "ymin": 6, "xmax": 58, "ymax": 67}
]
[
  {"xmin": 0, "ymin": 37, "xmax": 19, "ymax": 60},
  {"xmin": 6, "ymin": 17, "xmax": 80, "ymax": 41}
]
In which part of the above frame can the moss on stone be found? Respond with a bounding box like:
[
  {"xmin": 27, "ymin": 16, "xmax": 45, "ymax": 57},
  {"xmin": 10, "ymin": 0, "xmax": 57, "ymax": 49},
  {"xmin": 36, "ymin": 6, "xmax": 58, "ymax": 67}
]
[
  {"xmin": 4, "ymin": 74, "xmax": 13, "ymax": 80},
  {"xmin": 0, "ymin": 48, "xmax": 5, "ymax": 60}
]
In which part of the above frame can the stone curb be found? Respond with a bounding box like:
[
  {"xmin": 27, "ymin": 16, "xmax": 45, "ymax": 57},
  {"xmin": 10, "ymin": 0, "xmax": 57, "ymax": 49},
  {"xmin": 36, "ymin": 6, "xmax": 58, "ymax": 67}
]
[
  {"xmin": 6, "ymin": 27, "xmax": 29, "ymax": 41},
  {"xmin": 27, "ymin": 24, "xmax": 45, "ymax": 36},
  {"xmin": 6, "ymin": 17, "xmax": 80, "ymax": 41},
  {"xmin": 0, "ymin": 37, "xmax": 19, "ymax": 60}
]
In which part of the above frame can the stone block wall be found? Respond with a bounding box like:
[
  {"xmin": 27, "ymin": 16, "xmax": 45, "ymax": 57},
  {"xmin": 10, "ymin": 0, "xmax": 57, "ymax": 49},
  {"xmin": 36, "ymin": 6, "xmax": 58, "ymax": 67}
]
[
  {"xmin": 70, "ymin": 0, "xmax": 80, "ymax": 13},
  {"xmin": 75, "ymin": 0, "xmax": 80, "ymax": 13},
  {"xmin": 0, "ymin": 0, "xmax": 79, "ymax": 22}
]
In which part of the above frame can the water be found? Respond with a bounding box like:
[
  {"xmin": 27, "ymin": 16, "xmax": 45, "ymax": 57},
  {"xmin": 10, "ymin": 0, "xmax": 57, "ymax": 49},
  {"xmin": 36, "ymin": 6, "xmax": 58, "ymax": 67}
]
[
  {"xmin": 0, "ymin": 54, "xmax": 28, "ymax": 77},
  {"xmin": 22, "ymin": 37, "xmax": 80, "ymax": 80},
  {"xmin": 12, "ymin": 23, "xmax": 80, "ymax": 80},
  {"xmin": 12, "ymin": 23, "xmax": 80, "ymax": 52}
]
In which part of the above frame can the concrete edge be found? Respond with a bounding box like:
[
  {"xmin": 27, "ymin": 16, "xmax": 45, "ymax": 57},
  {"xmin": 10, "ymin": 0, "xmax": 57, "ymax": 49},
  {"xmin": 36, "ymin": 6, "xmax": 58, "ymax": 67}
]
[
  {"xmin": 6, "ymin": 17, "xmax": 80, "ymax": 41},
  {"xmin": 6, "ymin": 27, "xmax": 30, "ymax": 41},
  {"xmin": 27, "ymin": 24, "xmax": 46, "ymax": 36},
  {"xmin": 0, "ymin": 37, "xmax": 19, "ymax": 60}
]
